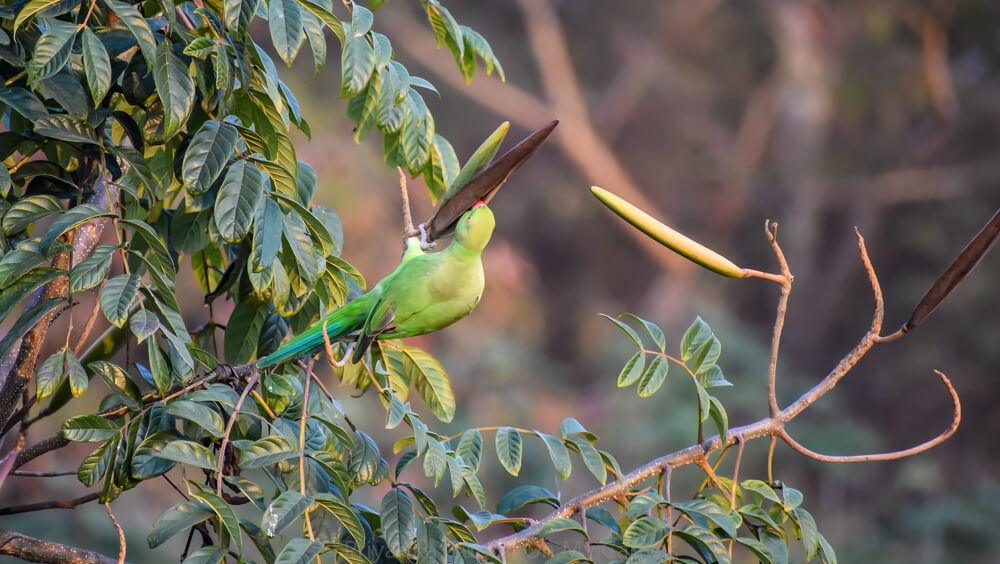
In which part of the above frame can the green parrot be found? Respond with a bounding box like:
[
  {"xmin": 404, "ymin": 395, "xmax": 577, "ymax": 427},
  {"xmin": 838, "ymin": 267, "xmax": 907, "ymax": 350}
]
[{"xmin": 256, "ymin": 202, "xmax": 495, "ymax": 367}]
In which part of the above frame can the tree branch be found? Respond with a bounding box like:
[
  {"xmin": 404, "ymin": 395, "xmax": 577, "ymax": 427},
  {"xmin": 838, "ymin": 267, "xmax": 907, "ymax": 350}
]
[
  {"xmin": 0, "ymin": 492, "xmax": 99, "ymax": 516},
  {"xmin": 0, "ymin": 527, "xmax": 130, "ymax": 564}
]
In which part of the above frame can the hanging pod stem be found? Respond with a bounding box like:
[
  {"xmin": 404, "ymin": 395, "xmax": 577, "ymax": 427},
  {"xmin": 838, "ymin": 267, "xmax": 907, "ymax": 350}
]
[{"xmin": 590, "ymin": 186, "xmax": 746, "ymax": 278}]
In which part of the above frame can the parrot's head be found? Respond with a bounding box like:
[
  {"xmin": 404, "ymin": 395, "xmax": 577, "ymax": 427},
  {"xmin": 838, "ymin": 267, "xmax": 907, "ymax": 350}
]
[{"xmin": 454, "ymin": 202, "xmax": 495, "ymax": 252}]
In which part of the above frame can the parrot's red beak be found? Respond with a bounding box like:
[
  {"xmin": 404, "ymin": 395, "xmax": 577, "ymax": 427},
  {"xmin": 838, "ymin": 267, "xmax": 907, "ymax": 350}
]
[{"xmin": 471, "ymin": 200, "xmax": 486, "ymax": 209}]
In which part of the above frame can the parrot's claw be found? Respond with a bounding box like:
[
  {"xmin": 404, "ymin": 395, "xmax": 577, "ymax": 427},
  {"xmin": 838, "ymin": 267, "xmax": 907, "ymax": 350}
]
[{"xmin": 418, "ymin": 223, "xmax": 437, "ymax": 251}]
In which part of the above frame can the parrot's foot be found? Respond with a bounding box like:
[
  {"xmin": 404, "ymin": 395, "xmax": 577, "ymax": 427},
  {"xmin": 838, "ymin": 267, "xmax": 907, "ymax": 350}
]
[
  {"xmin": 326, "ymin": 342, "xmax": 355, "ymax": 367},
  {"xmin": 418, "ymin": 223, "xmax": 437, "ymax": 251}
]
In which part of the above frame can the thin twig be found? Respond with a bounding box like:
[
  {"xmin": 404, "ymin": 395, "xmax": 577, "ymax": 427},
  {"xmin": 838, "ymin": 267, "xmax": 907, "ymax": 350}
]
[
  {"xmin": 10, "ymin": 469, "xmax": 76, "ymax": 477},
  {"xmin": 764, "ymin": 221, "xmax": 792, "ymax": 418},
  {"xmin": 780, "ymin": 370, "xmax": 960, "ymax": 462},
  {"xmin": 0, "ymin": 492, "xmax": 100, "ymax": 515},
  {"xmin": 216, "ymin": 370, "xmax": 261, "ymax": 495},
  {"xmin": 105, "ymin": 503, "xmax": 126, "ymax": 564},
  {"xmin": 73, "ymin": 297, "xmax": 104, "ymax": 356}
]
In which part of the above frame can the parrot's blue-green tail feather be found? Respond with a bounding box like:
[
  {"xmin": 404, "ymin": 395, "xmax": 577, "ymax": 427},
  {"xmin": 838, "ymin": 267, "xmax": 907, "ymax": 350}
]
[{"xmin": 255, "ymin": 300, "xmax": 369, "ymax": 367}]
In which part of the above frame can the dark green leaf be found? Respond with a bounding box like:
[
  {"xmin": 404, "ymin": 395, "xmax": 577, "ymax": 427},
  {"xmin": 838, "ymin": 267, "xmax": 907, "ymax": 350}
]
[
  {"xmin": 538, "ymin": 518, "xmax": 588, "ymax": 539},
  {"xmin": 622, "ymin": 516, "xmax": 671, "ymax": 548},
  {"xmin": 182, "ymin": 120, "xmax": 239, "ymax": 195},
  {"xmin": 148, "ymin": 500, "xmax": 213, "ymax": 548},
  {"xmin": 224, "ymin": 299, "xmax": 269, "ymax": 365},
  {"xmin": 166, "ymin": 400, "xmax": 225, "ymax": 438},
  {"xmin": 153, "ymin": 41, "xmax": 195, "ymax": 138},
  {"xmin": 62, "ymin": 414, "xmax": 121, "ymax": 442},
  {"xmin": 262, "ymin": 491, "xmax": 311, "ymax": 537},
  {"xmin": 673, "ymin": 499, "xmax": 738, "ymax": 538},
  {"xmin": 312, "ymin": 493, "xmax": 365, "ymax": 546},
  {"xmin": 401, "ymin": 90, "xmax": 433, "ymax": 174},
  {"xmin": 348, "ymin": 430, "xmax": 381, "ymax": 485},
  {"xmin": 132, "ymin": 429, "xmax": 179, "ymax": 479},
  {"xmin": 191, "ymin": 490, "xmax": 243, "ymax": 553},
  {"xmin": 240, "ymin": 435, "xmax": 299, "ymax": 469},
  {"xmin": 3, "ymin": 194, "xmax": 63, "ymax": 235},
  {"xmin": 154, "ymin": 440, "xmax": 216, "ymax": 469},
  {"xmin": 33, "ymin": 115, "xmax": 98, "ymax": 145},
  {"xmin": 81, "ymin": 28, "xmax": 111, "ymax": 104},
  {"xmin": 497, "ymin": 485, "xmax": 557, "ymax": 514},
  {"xmin": 27, "ymin": 19, "xmax": 76, "ymax": 85},
  {"xmin": 622, "ymin": 314, "xmax": 666, "ymax": 352},
  {"xmin": 0, "ymin": 86, "xmax": 48, "ymax": 121},
  {"xmin": 274, "ymin": 538, "xmax": 322, "ymax": 564},
  {"xmin": 215, "ymin": 160, "xmax": 264, "ymax": 242},
  {"xmin": 70, "ymin": 244, "xmax": 117, "ymax": 293},
  {"xmin": 105, "ymin": 0, "xmax": 157, "ymax": 66},
  {"xmin": 381, "ymin": 488, "xmax": 417, "ymax": 557},
  {"xmin": 387, "ymin": 345, "xmax": 455, "ymax": 422},
  {"xmin": 341, "ymin": 35, "xmax": 374, "ymax": 98},
  {"xmin": 37, "ymin": 346, "xmax": 68, "ymax": 398},
  {"xmin": 78, "ymin": 435, "xmax": 116, "ymax": 487},
  {"xmin": 417, "ymin": 521, "xmax": 447, "ymax": 564},
  {"xmin": 0, "ymin": 267, "xmax": 62, "ymax": 326}
]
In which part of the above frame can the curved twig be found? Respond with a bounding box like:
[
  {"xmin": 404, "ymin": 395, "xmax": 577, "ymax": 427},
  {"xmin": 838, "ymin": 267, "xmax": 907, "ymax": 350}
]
[
  {"xmin": 779, "ymin": 370, "xmax": 961, "ymax": 463},
  {"xmin": 216, "ymin": 369, "xmax": 260, "ymax": 496}
]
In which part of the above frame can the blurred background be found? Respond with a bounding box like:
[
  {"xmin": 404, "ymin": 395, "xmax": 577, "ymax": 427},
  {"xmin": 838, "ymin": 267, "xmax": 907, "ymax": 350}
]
[{"xmin": 5, "ymin": 0, "xmax": 1000, "ymax": 562}]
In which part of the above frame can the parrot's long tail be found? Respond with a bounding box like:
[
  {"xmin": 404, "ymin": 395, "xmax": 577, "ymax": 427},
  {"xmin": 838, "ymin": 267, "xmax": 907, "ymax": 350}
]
[{"xmin": 255, "ymin": 298, "xmax": 370, "ymax": 368}]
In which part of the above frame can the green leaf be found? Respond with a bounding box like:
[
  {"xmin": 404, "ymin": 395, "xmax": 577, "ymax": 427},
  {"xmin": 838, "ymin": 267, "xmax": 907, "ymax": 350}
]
[
  {"xmin": 100, "ymin": 273, "xmax": 140, "ymax": 328},
  {"xmin": 224, "ymin": 299, "xmax": 268, "ymax": 365},
  {"xmin": 674, "ymin": 526, "xmax": 730, "ymax": 564},
  {"xmin": 154, "ymin": 440, "xmax": 217, "ymax": 469},
  {"xmin": 536, "ymin": 432, "xmax": 572, "ymax": 480},
  {"xmin": 191, "ymin": 490, "xmax": 243, "ymax": 553},
  {"xmin": 569, "ymin": 438, "xmax": 607, "ymax": 485},
  {"xmin": 271, "ymin": 191, "xmax": 336, "ymax": 254},
  {"xmin": 690, "ymin": 337, "xmax": 721, "ymax": 375},
  {"xmin": 14, "ymin": 0, "xmax": 66, "ymax": 30},
  {"xmin": 673, "ymin": 499, "xmax": 739, "ymax": 538},
  {"xmin": 497, "ymin": 485, "xmax": 558, "ymax": 514},
  {"xmin": 781, "ymin": 486, "xmax": 803, "ymax": 510},
  {"xmin": 301, "ymin": 12, "xmax": 327, "ymax": 77},
  {"xmin": 742, "ymin": 479, "xmax": 781, "ymax": 504},
  {"xmin": 348, "ymin": 430, "xmax": 381, "ymax": 485},
  {"xmin": 426, "ymin": 134, "xmax": 459, "ymax": 203},
  {"xmin": 240, "ymin": 435, "xmax": 299, "ymax": 469},
  {"xmin": 297, "ymin": 0, "xmax": 345, "ymax": 45},
  {"xmin": 381, "ymin": 488, "xmax": 417, "ymax": 557},
  {"xmin": 387, "ymin": 345, "xmax": 455, "ymax": 422},
  {"xmin": 148, "ymin": 500, "xmax": 213, "ymax": 548},
  {"xmin": 3, "ymin": 194, "xmax": 63, "ymax": 235},
  {"xmin": 599, "ymin": 313, "xmax": 642, "ymax": 348},
  {"xmin": 636, "ymin": 355, "xmax": 668, "ymax": 397},
  {"xmin": 401, "ymin": 90, "xmax": 433, "ymax": 174},
  {"xmin": 545, "ymin": 550, "xmax": 590, "ymax": 564},
  {"xmin": 81, "ymin": 28, "xmax": 111, "ymax": 105},
  {"xmin": 153, "ymin": 41, "xmax": 195, "ymax": 138},
  {"xmin": 269, "ymin": 0, "xmax": 304, "ymax": 67},
  {"xmin": 182, "ymin": 120, "xmax": 239, "ymax": 195},
  {"xmin": 495, "ymin": 427, "xmax": 522, "ymax": 476},
  {"xmin": 312, "ymin": 493, "xmax": 365, "ymax": 546},
  {"xmin": 0, "ymin": 86, "xmax": 48, "ymax": 121},
  {"xmin": 62, "ymin": 414, "xmax": 121, "ymax": 442},
  {"xmin": 617, "ymin": 350, "xmax": 645, "ymax": 388},
  {"xmin": 0, "ymin": 267, "xmax": 62, "ymax": 326},
  {"xmin": 538, "ymin": 518, "xmax": 588, "ymax": 539},
  {"xmin": 680, "ymin": 317, "xmax": 713, "ymax": 361},
  {"xmin": 622, "ymin": 314, "xmax": 666, "ymax": 352},
  {"xmin": 417, "ymin": 521, "xmax": 447, "ymax": 564},
  {"xmin": 341, "ymin": 35, "xmax": 375, "ymax": 98},
  {"xmin": 70, "ymin": 244, "xmax": 117, "ymax": 293},
  {"xmin": 166, "ymin": 400, "xmax": 225, "ymax": 438},
  {"xmin": 793, "ymin": 508, "xmax": 820, "ymax": 560},
  {"xmin": 456, "ymin": 429, "xmax": 483, "ymax": 472},
  {"xmin": 460, "ymin": 26, "xmax": 505, "ymax": 81},
  {"xmin": 818, "ymin": 531, "xmax": 837, "ymax": 564},
  {"xmin": 0, "ymin": 297, "xmax": 62, "ymax": 357},
  {"xmin": 127, "ymin": 308, "xmax": 159, "ymax": 343},
  {"xmin": 708, "ymin": 396, "xmax": 728, "ymax": 441},
  {"xmin": 215, "ymin": 161, "xmax": 265, "ymax": 242},
  {"xmin": 78, "ymin": 436, "xmax": 116, "ymax": 487},
  {"xmin": 327, "ymin": 543, "xmax": 371, "ymax": 564},
  {"xmin": 261, "ymin": 491, "xmax": 311, "ymax": 537},
  {"xmin": 147, "ymin": 339, "xmax": 171, "ymax": 395},
  {"xmin": 89, "ymin": 361, "xmax": 140, "ymax": 412},
  {"xmin": 105, "ymin": 0, "xmax": 157, "ymax": 66},
  {"xmin": 37, "ymin": 206, "xmax": 112, "ymax": 256},
  {"xmin": 33, "ymin": 115, "xmax": 98, "ymax": 145},
  {"xmin": 274, "ymin": 538, "xmax": 322, "ymax": 564},
  {"xmin": 735, "ymin": 537, "xmax": 774, "ymax": 564},
  {"xmin": 27, "ymin": 19, "xmax": 76, "ymax": 85},
  {"xmin": 181, "ymin": 546, "xmax": 228, "ymax": 564},
  {"xmin": 132, "ymin": 429, "xmax": 179, "ymax": 479}
]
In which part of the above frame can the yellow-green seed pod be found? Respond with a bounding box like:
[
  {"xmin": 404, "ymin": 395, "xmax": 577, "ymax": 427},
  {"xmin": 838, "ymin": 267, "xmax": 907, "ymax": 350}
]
[{"xmin": 591, "ymin": 186, "xmax": 746, "ymax": 278}]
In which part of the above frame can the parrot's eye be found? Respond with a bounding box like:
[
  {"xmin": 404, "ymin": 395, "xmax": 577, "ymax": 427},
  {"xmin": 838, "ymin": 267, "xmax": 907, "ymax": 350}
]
[{"xmin": 466, "ymin": 216, "xmax": 472, "ymax": 223}]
